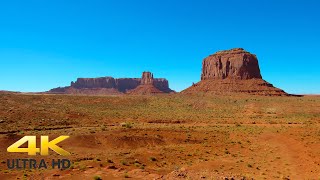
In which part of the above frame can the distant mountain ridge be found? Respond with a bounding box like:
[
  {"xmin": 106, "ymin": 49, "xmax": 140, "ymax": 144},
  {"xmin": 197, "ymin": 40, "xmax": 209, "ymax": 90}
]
[{"xmin": 48, "ymin": 72, "xmax": 174, "ymax": 95}]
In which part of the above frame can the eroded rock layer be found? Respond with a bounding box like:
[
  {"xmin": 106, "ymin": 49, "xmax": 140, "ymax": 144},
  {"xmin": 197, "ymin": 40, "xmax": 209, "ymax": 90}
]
[
  {"xmin": 183, "ymin": 48, "xmax": 288, "ymax": 96},
  {"xmin": 201, "ymin": 48, "xmax": 262, "ymax": 80},
  {"xmin": 48, "ymin": 72, "xmax": 173, "ymax": 95}
]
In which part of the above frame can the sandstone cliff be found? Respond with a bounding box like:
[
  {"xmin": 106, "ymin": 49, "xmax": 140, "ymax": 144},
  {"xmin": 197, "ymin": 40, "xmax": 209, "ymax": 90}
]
[
  {"xmin": 182, "ymin": 48, "xmax": 287, "ymax": 96},
  {"xmin": 48, "ymin": 72, "xmax": 173, "ymax": 95},
  {"xmin": 201, "ymin": 48, "xmax": 262, "ymax": 80},
  {"xmin": 70, "ymin": 77, "xmax": 141, "ymax": 93},
  {"xmin": 141, "ymin": 72, "xmax": 154, "ymax": 85}
]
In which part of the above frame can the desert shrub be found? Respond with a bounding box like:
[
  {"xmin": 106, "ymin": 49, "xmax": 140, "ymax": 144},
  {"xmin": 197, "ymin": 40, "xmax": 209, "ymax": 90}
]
[
  {"xmin": 121, "ymin": 122, "xmax": 132, "ymax": 128},
  {"xmin": 93, "ymin": 175, "xmax": 102, "ymax": 180},
  {"xmin": 100, "ymin": 125, "xmax": 107, "ymax": 131},
  {"xmin": 120, "ymin": 160, "xmax": 127, "ymax": 165},
  {"xmin": 124, "ymin": 172, "xmax": 129, "ymax": 178}
]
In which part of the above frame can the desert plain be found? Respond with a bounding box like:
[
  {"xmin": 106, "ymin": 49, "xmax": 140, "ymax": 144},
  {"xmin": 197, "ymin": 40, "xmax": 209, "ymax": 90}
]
[{"xmin": 0, "ymin": 92, "xmax": 319, "ymax": 179}]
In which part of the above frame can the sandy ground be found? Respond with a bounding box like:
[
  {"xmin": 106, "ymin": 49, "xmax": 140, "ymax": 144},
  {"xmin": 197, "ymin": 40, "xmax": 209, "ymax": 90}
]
[{"xmin": 0, "ymin": 93, "xmax": 319, "ymax": 179}]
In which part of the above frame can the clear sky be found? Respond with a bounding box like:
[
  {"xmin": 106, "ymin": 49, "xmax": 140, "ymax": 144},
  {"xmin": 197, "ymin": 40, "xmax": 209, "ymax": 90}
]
[{"xmin": 0, "ymin": 0, "xmax": 319, "ymax": 94}]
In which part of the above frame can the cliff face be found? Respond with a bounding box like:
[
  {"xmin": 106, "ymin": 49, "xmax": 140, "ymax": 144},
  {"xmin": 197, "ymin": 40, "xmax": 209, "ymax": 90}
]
[
  {"xmin": 115, "ymin": 78, "xmax": 141, "ymax": 92},
  {"xmin": 48, "ymin": 72, "xmax": 173, "ymax": 94},
  {"xmin": 182, "ymin": 48, "xmax": 288, "ymax": 96},
  {"xmin": 71, "ymin": 77, "xmax": 117, "ymax": 89},
  {"xmin": 153, "ymin": 78, "xmax": 170, "ymax": 93},
  {"xmin": 141, "ymin": 72, "xmax": 154, "ymax": 85},
  {"xmin": 201, "ymin": 48, "xmax": 262, "ymax": 80}
]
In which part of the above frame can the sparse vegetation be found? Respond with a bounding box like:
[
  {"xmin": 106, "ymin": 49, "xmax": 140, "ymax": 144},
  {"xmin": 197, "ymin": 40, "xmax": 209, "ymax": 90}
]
[
  {"xmin": 0, "ymin": 93, "xmax": 319, "ymax": 179},
  {"xmin": 121, "ymin": 160, "xmax": 128, "ymax": 166},
  {"xmin": 79, "ymin": 165, "xmax": 86, "ymax": 171},
  {"xmin": 124, "ymin": 172, "xmax": 129, "ymax": 178},
  {"xmin": 93, "ymin": 175, "xmax": 102, "ymax": 180},
  {"xmin": 121, "ymin": 122, "xmax": 133, "ymax": 128},
  {"xmin": 149, "ymin": 157, "xmax": 157, "ymax": 161}
]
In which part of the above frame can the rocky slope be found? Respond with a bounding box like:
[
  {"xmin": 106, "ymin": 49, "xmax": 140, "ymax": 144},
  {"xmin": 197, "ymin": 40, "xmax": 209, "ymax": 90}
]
[{"xmin": 182, "ymin": 48, "xmax": 288, "ymax": 96}]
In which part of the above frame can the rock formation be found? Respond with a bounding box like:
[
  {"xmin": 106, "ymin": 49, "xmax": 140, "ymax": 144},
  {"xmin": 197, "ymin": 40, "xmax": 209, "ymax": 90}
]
[
  {"xmin": 141, "ymin": 72, "xmax": 154, "ymax": 85},
  {"xmin": 201, "ymin": 48, "xmax": 262, "ymax": 80},
  {"xmin": 127, "ymin": 72, "xmax": 165, "ymax": 95},
  {"xmin": 70, "ymin": 77, "xmax": 141, "ymax": 93},
  {"xmin": 182, "ymin": 48, "xmax": 288, "ymax": 96},
  {"xmin": 48, "ymin": 72, "xmax": 173, "ymax": 95}
]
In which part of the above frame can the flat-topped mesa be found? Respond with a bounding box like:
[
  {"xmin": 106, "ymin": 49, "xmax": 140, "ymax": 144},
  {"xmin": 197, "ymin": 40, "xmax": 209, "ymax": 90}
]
[
  {"xmin": 182, "ymin": 48, "xmax": 288, "ymax": 96},
  {"xmin": 48, "ymin": 71, "xmax": 174, "ymax": 95},
  {"xmin": 201, "ymin": 48, "xmax": 262, "ymax": 80},
  {"xmin": 71, "ymin": 77, "xmax": 141, "ymax": 92},
  {"xmin": 71, "ymin": 77, "xmax": 117, "ymax": 89}
]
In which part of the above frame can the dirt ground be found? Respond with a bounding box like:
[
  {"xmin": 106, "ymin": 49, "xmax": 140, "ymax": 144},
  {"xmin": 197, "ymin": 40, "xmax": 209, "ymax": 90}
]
[{"xmin": 0, "ymin": 93, "xmax": 319, "ymax": 179}]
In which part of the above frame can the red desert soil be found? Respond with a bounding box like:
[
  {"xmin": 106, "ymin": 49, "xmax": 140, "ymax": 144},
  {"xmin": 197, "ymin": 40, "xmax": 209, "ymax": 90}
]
[{"xmin": 0, "ymin": 93, "xmax": 319, "ymax": 179}]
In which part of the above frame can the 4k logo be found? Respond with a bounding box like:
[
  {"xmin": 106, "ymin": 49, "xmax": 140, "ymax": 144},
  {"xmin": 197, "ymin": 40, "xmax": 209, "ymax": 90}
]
[{"xmin": 7, "ymin": 136, "xmax": 70, "ymax": 156}]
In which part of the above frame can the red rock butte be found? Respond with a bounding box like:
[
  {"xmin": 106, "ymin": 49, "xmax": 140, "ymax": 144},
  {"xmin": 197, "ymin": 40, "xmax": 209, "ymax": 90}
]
[
  {"xmin": 182, "ymin": 48, "xmax": 288, "ymax": 96},
  {"xmin": 141, "ymin": 72, "xmax": 154, "ymax": 85},
  {"xmin": 201, "ymin": 48, "xmax": 262, "ymax": 80},
  {"xmin": 127, "ymin": 71, "xmax": 167, "ymax": 94}
]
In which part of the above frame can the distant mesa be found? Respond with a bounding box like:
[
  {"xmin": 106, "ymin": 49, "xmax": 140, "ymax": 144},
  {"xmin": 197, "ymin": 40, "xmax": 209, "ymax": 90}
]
[
  {"xmin": 0, "ymin": 90, "xmax": 20, "ymax": 94},
  {"xmin": 48, "ymin": 71, "xmax": 174, "ymax": 95},
  {"xmin": 182, "ymin": 48, "xmax": 288, "ymax": 96}
]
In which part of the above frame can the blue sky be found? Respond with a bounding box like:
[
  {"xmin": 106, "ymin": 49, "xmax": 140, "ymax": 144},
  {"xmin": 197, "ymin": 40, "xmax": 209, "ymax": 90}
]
[{"xmin": 0, "ymin": 0, "xmax": 319, "ymax": 94}]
